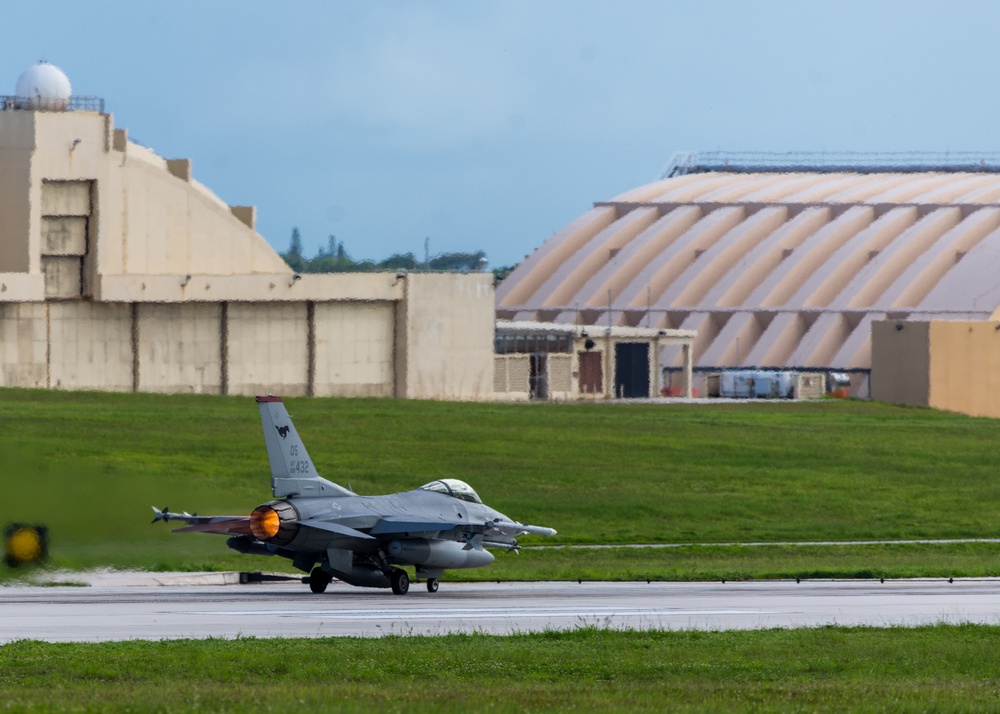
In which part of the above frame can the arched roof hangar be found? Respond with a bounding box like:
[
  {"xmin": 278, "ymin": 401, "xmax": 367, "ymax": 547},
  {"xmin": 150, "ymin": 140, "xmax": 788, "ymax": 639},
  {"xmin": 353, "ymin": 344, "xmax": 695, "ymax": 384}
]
[{"xmin": 497, "ymin": 153, "xmax": 1000, "ymax": 395}]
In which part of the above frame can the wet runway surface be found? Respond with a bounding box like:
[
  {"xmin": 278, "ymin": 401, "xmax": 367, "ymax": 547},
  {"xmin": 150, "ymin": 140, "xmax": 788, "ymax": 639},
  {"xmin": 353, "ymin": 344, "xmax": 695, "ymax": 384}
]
[{"xmin": 4, "ymin": 574, "xmax": 1000, "ymax": 642}]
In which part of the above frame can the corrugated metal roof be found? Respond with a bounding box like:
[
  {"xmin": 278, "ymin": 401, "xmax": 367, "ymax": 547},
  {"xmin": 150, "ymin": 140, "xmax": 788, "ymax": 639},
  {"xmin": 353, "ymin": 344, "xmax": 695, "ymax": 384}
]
[{"xmin": 497, "ymin": 169, "xmax": 1000, "ymax": 392}]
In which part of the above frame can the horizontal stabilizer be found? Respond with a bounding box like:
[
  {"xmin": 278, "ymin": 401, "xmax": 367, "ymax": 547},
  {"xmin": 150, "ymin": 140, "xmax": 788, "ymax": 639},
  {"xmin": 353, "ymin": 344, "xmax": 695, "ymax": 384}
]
[
  {"xmin": 172, "ymin": 517, "xmax": 253, "ymax": 536},
  {"xmin": 152, "ymin": 507, "xmax": 252, "ymax": 536}
]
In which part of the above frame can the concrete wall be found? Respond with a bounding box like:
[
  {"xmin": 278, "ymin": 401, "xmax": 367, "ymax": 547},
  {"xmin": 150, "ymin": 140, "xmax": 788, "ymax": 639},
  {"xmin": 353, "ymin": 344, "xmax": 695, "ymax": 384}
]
[
  {"xmin": 0, "ymin": 302, "xmax": 46, "ymax": 387},
  {"xmin": 0, "ymin": 285, "xmax": 494, "ymax": 400},
  {"xmin": 20, "ymin": 110, "xmax": 288, "ymax": 282},
  {"xmin": 0, "ymin": 112, "xmax": 35, "ymax": 272},
  {"xmin": 314, "ymin": 301, "xmax": 394, "ymax": 397},
  {"xmin": 94, "ymin": 271, "xmax": 405, "ymax": 305},
  {"xmin": 49, "ymin": 301, "xmax": 133, "ymax": 391},
  {"xmin": 227, "ymin": 302, "xmax": 309, "ymax": 397},
  {"xmin": 137, "ymin": 303, "xmax": 223, "ymax": 394},
  {"xmin": 871, "ymin": 320, "xmax": 930, "ymax": 407},
  {"xmin": 927, "ymin": 321, "xmax": 1000, "ymax": 418},
  {"xmin": 872, "ymin": 319, "xmax": 1000, "ymax": 418},
  {"xmin": 396, "ymin": 273, "xmax": 494, "ymax": 400},
  {"xmin": 117, "ymin": 155, "xmax": 289, "ymax": 275}
]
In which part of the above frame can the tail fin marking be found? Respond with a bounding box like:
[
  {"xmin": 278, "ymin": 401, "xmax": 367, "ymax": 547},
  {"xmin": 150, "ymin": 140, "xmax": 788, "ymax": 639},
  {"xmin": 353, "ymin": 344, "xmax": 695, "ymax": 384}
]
[{"xmin": 256, "ymin": 396, "xmax": 352, "ymax": 499}]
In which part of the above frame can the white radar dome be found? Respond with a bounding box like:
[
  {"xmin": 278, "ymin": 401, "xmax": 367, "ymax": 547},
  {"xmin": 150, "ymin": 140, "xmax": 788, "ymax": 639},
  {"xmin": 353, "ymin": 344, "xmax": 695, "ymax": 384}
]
[{"xmin": 15, "ymin": 62, "xmax": 71, "ymax": 110}]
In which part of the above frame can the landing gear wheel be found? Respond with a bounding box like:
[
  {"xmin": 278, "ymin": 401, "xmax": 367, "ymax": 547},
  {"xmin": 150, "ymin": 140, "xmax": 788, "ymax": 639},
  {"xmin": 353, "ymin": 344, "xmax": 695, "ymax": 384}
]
[
  {"xmin": 426, "ymin": 578, "xmax": 439, "ymax": 593},
  {"xmin": 390, "ymin": 568, "xmax": 410, "ymax": 595},
  {"xmin": 308, "ymin": 568, "xmax": 331, "ymax": 594}
]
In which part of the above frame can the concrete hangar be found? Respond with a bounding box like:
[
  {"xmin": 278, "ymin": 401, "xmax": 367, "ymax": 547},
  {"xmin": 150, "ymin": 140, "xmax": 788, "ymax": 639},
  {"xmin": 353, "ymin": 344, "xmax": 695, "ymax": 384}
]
[
  {"xmin": 0, "ymin": 62, "xmax": 688, "ymax": 403},
  {"xmin": 0, "ymin": 63, "xmax": 495, "ymax": 400},
  {"xmin": 497, "ymin": 150, "xmax": 1000, "ymax": 413}
]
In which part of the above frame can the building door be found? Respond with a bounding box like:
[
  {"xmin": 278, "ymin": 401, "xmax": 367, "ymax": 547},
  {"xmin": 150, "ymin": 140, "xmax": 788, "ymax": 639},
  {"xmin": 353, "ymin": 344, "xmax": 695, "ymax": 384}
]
[
  {"xmin": 577, "ymin": 351, "xmax": 603, "ymax": 395},
  {"xmin": 529, "ymin": 354, "xmax": 548, "ymax": 399},
  {"xmin": 614, "ymin": 342, "xmax": 650, "ymax": 398}
]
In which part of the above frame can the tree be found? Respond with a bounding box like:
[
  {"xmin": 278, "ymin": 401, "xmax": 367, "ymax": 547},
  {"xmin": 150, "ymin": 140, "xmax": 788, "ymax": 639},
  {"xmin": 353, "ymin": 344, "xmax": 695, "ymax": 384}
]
[
  {"xmin": 319, "ymin": 234, "xmax": 337, "ymax": 257},
  {"xmin": 288, "ymin": 227, "xmax": 303, "ymax": 257},
  {"xmin": 377, "ymin": 252, "xmax": 419, "ymax": 270},
  {"xmin": 281, "ymin": 227, "xmax": 306, "ymax": 272},
  {"xmin": 276, "ymin": 227, "xmax": 492, "ymax": 275},
  {"xmin": 492, "ymin": 265, "xmax": 515, "ymax": 284},
  {"xmin": 428, "ymin": 250, "xmax": 488, "ymax": 272}
]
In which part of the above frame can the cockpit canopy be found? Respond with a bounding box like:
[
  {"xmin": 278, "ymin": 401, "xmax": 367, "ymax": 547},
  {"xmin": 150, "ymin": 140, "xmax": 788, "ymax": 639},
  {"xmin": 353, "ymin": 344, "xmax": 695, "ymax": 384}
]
[{"xmin": 420, "ymin": 478, "xmax": 483, "ymax": 504}]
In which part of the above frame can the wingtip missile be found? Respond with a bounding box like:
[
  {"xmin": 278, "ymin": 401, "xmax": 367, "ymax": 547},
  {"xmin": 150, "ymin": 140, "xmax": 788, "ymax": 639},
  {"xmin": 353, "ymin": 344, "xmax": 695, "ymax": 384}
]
[
  {"xmin": 521, "ymin": 525, "xmax": 557, "ymax": 537},
  {"xmin": 151, "ymin": 506, "xmax": 195, "ymax": 524},
  {"xmin": 488, "ymin": 519, "xmax": 557, "ymax": 537}
]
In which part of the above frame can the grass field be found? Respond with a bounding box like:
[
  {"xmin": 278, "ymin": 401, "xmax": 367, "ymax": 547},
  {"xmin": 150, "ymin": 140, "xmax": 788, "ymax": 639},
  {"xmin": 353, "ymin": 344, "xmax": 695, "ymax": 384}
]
[
  {"xmin": 4, "ymin": 388, "xmax": 1000, "ymax": 580},
  {"xmin": 5, "ymin": 625, "xmax": 1000, "ymax": 712},
  {"xmin": 6, "ymin": 390, "xmax": 1000, "ymax": 711}
]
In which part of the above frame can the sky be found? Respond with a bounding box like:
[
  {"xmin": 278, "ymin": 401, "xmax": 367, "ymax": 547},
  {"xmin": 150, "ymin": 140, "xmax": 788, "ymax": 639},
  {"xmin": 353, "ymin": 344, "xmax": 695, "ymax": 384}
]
[{"xmin": 3, "ymin": 2, "xmax": 999, "ymax": 268}]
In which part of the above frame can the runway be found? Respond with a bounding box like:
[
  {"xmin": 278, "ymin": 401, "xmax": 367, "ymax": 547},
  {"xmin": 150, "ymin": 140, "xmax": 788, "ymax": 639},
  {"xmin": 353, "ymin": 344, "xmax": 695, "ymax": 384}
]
[{"xmin": 4, "ymin": 573, "xmax": 1000, "ymax": 642}]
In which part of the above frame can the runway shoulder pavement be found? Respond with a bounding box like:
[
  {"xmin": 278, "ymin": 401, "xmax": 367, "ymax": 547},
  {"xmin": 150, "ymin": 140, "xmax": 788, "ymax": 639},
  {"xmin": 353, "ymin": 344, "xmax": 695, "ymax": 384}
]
[{"xmin": 3, "ymin": 571, "xmax": 1000, "ymax": 642}]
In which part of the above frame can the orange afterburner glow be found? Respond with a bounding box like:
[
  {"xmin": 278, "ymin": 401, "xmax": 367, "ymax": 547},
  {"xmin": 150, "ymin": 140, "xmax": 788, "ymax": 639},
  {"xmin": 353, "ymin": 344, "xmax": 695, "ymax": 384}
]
[{"xmin": 250, "ymin": 506, "xmax": 280, "ymax": 540}]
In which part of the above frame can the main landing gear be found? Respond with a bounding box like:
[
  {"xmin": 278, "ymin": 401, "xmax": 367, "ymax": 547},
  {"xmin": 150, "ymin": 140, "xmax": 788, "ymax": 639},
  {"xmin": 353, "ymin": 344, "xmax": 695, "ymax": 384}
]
[
  {"xmin": 308, "ymin": 567, "xmax": 332, "ymax": 594},
  {"xmin": 391, "ymin": 571, "xmax": 440, "ymax": 595},
  {"xmin": 307, "ymin": 565, "xmax": 439, "ymax": 596},
  {"xmin": 390, "ymin": 567, "xmax": 410, "ymax": 595},
  {"xmin": 391, "ymin": 571, "xmax": 438, "ymax": 595}
]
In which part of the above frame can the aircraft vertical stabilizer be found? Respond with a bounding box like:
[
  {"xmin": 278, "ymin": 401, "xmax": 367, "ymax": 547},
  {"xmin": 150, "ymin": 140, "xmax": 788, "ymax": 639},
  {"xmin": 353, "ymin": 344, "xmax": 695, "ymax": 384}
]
[{"xmin": 256, "ymin": 396, "xmax": 352, "ymax": 498}]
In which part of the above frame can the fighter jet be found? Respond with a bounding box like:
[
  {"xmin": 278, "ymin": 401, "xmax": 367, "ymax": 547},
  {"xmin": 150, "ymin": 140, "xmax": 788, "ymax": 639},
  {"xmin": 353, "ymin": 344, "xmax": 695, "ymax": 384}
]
[{"xmin": 152, "ymin": 396, "xmax": 556, "ymax": 595}]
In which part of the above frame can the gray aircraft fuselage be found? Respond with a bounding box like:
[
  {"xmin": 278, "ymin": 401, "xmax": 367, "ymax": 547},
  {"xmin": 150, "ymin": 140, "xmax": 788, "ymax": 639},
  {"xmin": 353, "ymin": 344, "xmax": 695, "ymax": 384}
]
[{"xmin": 155, "ymin": 396, "xmax": 555, "ymax": 595}]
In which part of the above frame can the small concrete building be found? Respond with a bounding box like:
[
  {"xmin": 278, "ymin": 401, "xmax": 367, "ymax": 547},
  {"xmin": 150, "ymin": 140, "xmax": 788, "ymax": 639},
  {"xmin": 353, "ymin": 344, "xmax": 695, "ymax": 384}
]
[
  {"xmin": 0, "ymin": 63, "xmax": 494, "ymax": 399},
  {"xmin": 493, "ymin": 320, "xmax": 695, "ymax": 400},
  {"xmin": 871, "ymin": 319, "xmax": 1000, "ymax": 418}
]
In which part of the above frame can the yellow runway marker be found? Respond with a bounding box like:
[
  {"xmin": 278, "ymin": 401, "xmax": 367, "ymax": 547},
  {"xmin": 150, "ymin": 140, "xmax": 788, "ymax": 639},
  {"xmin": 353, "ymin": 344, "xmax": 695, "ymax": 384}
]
[{"xmin": 4, "ymin": 524, "xmax": 47, "ymax": 566}]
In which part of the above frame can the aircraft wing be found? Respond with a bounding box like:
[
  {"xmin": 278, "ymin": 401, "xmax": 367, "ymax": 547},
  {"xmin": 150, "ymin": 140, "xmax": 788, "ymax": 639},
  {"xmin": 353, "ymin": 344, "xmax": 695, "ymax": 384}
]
[
  {"xmin": 152, "ymin": 507, "xmax": 253, "ymax": 536},
  {"xmin": 153, "ymin": 509, "xmax": 556, "ymax": 541},
  {"xmin": 298, "ymin": 520, "xmax": 376, "ymax": 540}
]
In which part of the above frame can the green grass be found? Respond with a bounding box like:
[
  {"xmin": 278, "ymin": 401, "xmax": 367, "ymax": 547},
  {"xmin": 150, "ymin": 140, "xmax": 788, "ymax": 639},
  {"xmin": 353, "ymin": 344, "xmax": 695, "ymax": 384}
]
[
  {"xmin": 5, "ymin": 389, "xmax": 1000, "ymax": 579},
  {"xmin": 4, "ymin": 625, "xmax": 1000, "ymax": 712}
]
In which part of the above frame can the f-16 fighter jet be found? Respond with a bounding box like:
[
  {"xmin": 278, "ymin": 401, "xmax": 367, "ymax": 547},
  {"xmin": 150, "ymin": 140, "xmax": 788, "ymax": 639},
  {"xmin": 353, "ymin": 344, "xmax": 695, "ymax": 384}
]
[{"xmin": 153, "ymin": 396, "xmax": 556, "ymax": 595}]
